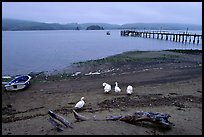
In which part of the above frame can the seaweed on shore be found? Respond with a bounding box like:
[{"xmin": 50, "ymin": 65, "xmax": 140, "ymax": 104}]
[{"xmin": 165, "ymin": 49, "xmax": 202, "ymax": 54}]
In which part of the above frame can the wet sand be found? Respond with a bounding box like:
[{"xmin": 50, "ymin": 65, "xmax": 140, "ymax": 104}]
[{"xmin": 2, "ymin": 50, "xmax": 202, "ymax": 135}]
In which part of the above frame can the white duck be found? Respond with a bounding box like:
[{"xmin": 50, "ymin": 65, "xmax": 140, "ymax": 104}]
[
  {"xmin": 74, "ymin": 97, "xmax": 85, "ymax": 109},
  {"xmin": 115, "ymin": 82, "xmax": 121, "ymax": 92},
  {"xmin": 103, "ymin": 83, "xmax": 111, "ymax": 93},
  {"xmin": 126, "ymin": 85, "xmax": 133, "ymax": 95}
]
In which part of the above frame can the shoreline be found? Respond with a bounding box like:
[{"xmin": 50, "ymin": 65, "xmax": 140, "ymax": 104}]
[
  {"xmin": 2, "ymin": 49, "xmax": 202, "ymax": 82},
  {"xmin": 23, "ymin": 49, "xmax": 203, "ymax": 82}
]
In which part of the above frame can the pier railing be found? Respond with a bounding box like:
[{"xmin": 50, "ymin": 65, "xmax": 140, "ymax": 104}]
[{"xmin": 121, "ymin": 30, "xmax": 202, "ymax": 44}]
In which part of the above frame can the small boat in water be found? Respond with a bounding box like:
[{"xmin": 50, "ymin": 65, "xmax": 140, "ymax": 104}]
[
  {"xmin": 4, "ymin": 75, "xmax": 32, "ymax": 91},
  {"xmin": 106, "ymin": 31, "xmax": 110, "ymax": 35}
]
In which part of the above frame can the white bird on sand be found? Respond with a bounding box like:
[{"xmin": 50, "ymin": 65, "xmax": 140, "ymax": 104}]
[
  {"xmin": 75, "ymin": 97, "xmax": 85, "ymax": 109},
  {"xmin": 115, "ymin": 82, "xmax": 121, "ymax": 92},
  {"xmin": 103, "ymin": 82, "xmax": 111, "ymax": 93},
  {"xmin": 126, "ymin": 85, "xmax": 133, "ymax": 95}
]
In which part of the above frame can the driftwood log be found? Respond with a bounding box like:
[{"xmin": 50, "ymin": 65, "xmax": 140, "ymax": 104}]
[
  {"xmin": 48, "ymin": 110, "xmax": 73, "ymax": 129},
  {"xmin": 48, "ymin": 110, "xmax": 174, "ymax": 131},
  {"xmin": 119, "ymin": 111, "xmax": 175, "ymax": 128},
  {"xmin": 48, "ymin": 117, "xmax": 64, "ymax": 131},
  {"xmin": 73, "ymin": 110, "xmax": 175, "ymax": 128}
]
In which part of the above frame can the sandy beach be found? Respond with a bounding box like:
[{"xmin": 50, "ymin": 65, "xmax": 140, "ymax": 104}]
[{"xmin": 2, "ymin": 50, "xmax": 202, "ymax": 135}]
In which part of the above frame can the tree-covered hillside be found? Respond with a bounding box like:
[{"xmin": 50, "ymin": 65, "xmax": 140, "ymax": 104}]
[{"xmin": 2, "ymin": 18, "xmax": 202, "ymax": 31}]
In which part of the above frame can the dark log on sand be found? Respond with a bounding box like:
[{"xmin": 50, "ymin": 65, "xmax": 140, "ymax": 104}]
[
  {"xmin": 73, "ymin": 110, "xmax": 174, "ymax": 128},
  {"xmin": 73, "ymin": 110, "xmax": 123, "ymax": 121},
  {"xmin": 48, "ymin": 117, "xmax": 64, "ymax": 131},
  {"xmin": 119, "ymin": 111, "xmax": 175, "ymax": 128},
  {"xmin": 48, "ymin": 110, "xmax": 73, "ymax": 128},
  {"xmin": 72, "ymin": 110, "xmax": 90, "ymax": 121}
]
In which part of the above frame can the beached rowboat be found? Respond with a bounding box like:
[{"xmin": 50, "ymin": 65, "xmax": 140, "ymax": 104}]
[{"xmin": 4, "ymin": 75, "xmax": 32, "ymax": 91}]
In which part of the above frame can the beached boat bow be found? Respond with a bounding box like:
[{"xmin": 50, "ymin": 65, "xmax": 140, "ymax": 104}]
[{"xmin": 4, "ymin": 75, "xmax": 32, "ymax": 91}]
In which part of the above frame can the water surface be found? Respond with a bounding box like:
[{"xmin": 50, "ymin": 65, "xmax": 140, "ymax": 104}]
[{"xmin": 2, "ymin": 30, "xmax": 202, "ymax": 76}]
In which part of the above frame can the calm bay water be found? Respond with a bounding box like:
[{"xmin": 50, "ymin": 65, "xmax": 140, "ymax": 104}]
[{"xmin": 2, "ymin": 30, "xmax": 202, "ymax": 76}]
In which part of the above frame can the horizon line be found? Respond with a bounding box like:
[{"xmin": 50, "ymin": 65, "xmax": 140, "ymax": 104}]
[{"xmin": 2, "ymin": 18, "xmax": 202, "ymax": 26}]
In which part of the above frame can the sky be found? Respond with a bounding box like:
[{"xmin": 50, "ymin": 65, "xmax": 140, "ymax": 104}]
[{"xmin": 2, "ymin": 2, "xmax": 202, "ymax": 25}]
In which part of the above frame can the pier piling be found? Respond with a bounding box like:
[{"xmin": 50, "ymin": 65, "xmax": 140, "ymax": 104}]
[{"xmin": 121, "ymin": 30, "xmax": 202, "ymax": 44}]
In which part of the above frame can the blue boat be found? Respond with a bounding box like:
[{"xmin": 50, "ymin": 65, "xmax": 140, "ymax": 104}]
[{"xmin": 4, "ymin": 75, "xmax": 32, "ymax": 91}]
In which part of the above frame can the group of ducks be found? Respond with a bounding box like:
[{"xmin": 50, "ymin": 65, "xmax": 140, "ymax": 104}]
[
  {"xmin": 74, "ymin": 82, "xmax": 133, "ymax": 109},
  {"xmin": 103, "ymin": 82, "xmax": 133, "ymax": 95}
]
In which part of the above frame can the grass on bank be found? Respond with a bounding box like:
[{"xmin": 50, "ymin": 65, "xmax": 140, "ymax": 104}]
[{"xmin": 73, "ymin": 50, "xmax": 179, "ymax": 66}]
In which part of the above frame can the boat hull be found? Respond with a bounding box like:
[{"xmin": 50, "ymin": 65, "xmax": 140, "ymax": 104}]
[{"xmin": 4, "ymin": 75, "xmax": 32, "ymax": 91}]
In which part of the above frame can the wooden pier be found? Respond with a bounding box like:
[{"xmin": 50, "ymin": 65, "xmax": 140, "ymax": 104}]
[{"xmin": 121, "ymin": 30, "xmax": 202, "ymax": 44}]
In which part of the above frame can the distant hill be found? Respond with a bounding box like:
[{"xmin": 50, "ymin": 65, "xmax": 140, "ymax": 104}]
[
  {"xmin": 79, "ymin": 23, "xmax": 121, "ymax": 30},
  {"xmin": 86, "ymin": 25, "xmax": 104, "ymax": 30},
  {"xmin": 121, "ymin": 23, "xmax": 202, "ymax": 30},
  {"xmin": 2, "ymin": 18, "xmax": 78, "ymax": 30},
  {"xmin": 2, "ymin": 18, "xmax": 202, "ymax": 31}
]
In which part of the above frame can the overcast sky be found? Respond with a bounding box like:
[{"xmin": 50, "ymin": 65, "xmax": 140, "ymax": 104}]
[{"xmin": 2, "ymin": 2, "xmax": 202, "ymax": 25}]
